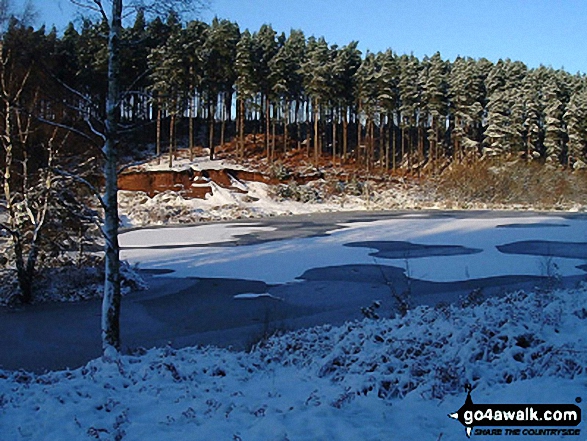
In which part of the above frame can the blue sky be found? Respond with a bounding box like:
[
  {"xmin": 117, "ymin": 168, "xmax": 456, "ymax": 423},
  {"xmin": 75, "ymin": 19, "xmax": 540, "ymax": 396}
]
[{"xmin": 18, "ymin": 0, "xmax": 587, "ymax": 74}]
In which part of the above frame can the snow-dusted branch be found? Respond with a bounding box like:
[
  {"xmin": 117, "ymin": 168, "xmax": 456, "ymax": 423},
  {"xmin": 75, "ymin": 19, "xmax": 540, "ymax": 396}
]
[
  {"xmin": 36, "ymin": 117, "xmax": 103, "ymax": 149},
  {"xmin": 51, "ymin": 167, "xmax": 106, "ymax": 211}
]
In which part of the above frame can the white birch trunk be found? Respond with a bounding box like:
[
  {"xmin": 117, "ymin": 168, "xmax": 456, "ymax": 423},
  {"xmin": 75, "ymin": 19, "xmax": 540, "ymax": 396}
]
[{"xmin": 101, "ymin": 0, "xmax": 123, "ymax": 358}]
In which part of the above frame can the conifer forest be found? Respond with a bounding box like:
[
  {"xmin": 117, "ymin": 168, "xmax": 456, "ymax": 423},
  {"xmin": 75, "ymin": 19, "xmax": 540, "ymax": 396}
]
[{"xmin": 4, "ymin": 13, "xmax": 587, "ymax": 174}]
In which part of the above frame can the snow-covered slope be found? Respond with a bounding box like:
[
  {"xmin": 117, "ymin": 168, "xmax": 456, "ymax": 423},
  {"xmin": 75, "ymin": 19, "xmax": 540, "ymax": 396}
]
[
  {"xmin": 117, "ymin": 154, "xmax": 587, "ymax": 228},
  {"xmin": 1, "ymin": 286, "xmax": 585, "ymax": 440}
]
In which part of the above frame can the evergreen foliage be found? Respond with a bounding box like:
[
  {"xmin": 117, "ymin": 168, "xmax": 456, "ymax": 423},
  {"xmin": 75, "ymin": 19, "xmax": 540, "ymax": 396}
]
[{"xmin": 3, "ymin": 15, "xmax": 587, "ymax": 181}]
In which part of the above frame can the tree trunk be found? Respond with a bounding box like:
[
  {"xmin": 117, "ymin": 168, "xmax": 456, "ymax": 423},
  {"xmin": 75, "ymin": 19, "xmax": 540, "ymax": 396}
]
[
  {"xmin": 169, "ymin": 112, "xmax": 176, "ymax": 168},
  {"xmin": 189, "ymin": 95, "xmax": 194, "ymax": 161},
  {"xmin": 238, "ymin": 98, "xmax": 245, "ymax": 159},
  {"xmin": 305, "ymin": 100, "xmax": 311, "ymax": 156},
  {"xmin": 294, "ymin": 100, "xmax": 301, "ymax": 150},
  {"xmin": 332, "ymin": 109, "xmax": 337, "ymax": 166},
  {"xmin": 156, "ymin": 96, "xmax": 162, "ymax": 165},
  {"xmin": 401, "ymin": 125, "xmax": 406, "ymax": 170},
  {"xmin": 271, "ymin": 106, "xmax": 276, "ymax": 162},
  {"xmin": 342, "ymin": 108, "xmax": 348, "ymax": 164},
  {"xmin": 209, "ymin": 102, "xmax": 215, "ymax": 160},
  {"xmin": 102, "ymin": 0, "xmax": 123, "ymax": 357},
  {"xmin": 313, "ymin": 98, "xmax": 320, "ymax": 164},
  {"xmin": 385, "ymin": 117, "xmax": 390, "ymax": 170},
  {"xmin": 220, "ymin": 93, "xmax": 228, "ymax": 148},
  {"xmin": 357, "ymin": 105, "xmax": 362, "ymax": 164},
  {"xmin": 379, "ymin": 113, "xmax": 385, "ymax": 170},
  {"xmin": 392, "ymin": 118, "xmax": 397, "ymax": 171},
  {"xmin": 283, "ymin": 101, "xmax": 289, "ymax": 153},
  {"xmin": 368, "ymin": 118, "xmax": 374, "ymax": 171},
  {"xmin": 265, "ymin": 96, "xmax": 271, "ymax": 158}
]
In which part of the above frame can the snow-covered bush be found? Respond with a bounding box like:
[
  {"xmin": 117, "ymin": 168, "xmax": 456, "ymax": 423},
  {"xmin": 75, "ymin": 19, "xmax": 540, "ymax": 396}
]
[
  {"xmin": 254, "ymin": 286, "xmax": 587, "ymax": 400},
  {"xmin": 0, "ymin": 285, "xmax": 585, "ymax": 440},
  {"xmin": 274, "ymin": 182, "xmax": 323, "ymax": 203},
  {"xmin": 0, "ymin": 258, "xmax": 146, "ymax": 306}
]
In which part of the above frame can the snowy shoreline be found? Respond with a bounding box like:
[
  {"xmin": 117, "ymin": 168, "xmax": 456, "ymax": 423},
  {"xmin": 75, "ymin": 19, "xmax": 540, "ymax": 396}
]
[
  {"xmin": 3, "ymin": 153, "xmax": 587, "ymax": 439},
  {"xmin": 1, "ymin": 285, "xmax": 585, "ymax": 440},
  {"xmin": 117, "ymin": 154, "xmax": 587, "ymax": 228}
]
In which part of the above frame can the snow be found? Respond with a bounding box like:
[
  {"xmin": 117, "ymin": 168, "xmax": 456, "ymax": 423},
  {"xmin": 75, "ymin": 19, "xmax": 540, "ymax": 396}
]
[
  {"xmin": 120, "ymin": 223, "xmax": 276, "ymax": 248},
  {"xmin": 4, "ymin": 154, "xmax": 587, "ymax": 439},
  {"xmin": 118, "ymin": 180, "xmax": 363, "ymax": 227},
  {"xmin": 120, "ymin": 214, "xmax": 587, "ymax": 284},
  {"xmin": 234, "ymin": 293, "xmax": 282, "ymax": 300},
  {"xmin": 127, "ymin": 155, "xmax": 249, "ymax": 173},
  {"xmin": 1, "ymin": 285, "xmax": 585, "ymax": 440}
]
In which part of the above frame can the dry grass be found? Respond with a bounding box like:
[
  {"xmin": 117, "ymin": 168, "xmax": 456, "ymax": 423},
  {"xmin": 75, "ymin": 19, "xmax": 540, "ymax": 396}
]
[{"xmin": 431, "ymin": 159, "xmax": 587, "ymax": 209}]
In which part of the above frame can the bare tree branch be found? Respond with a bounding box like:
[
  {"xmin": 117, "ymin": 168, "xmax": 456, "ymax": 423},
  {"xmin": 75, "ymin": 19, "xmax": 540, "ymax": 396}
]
[
  {"xmin": 83, "ymin": 114, "xmax": 107, "ymax": 142},
  {"xmin": 47, "ymin": 72, "xmax": 95, "ymax": 107},
  {"xmin": 51, "ymin": 167, "xmax": 106, "ymax": 211},
  {"xmin": 70, "ymin": 0, "xmax": 108, "ymax": 24},
  {"xmin": 0, "ymin": 221, "xmax": 16, "ymax": 236},
  {"xmin": 36, "ymin": 117, "xmax": 103, "ymax": 149}
]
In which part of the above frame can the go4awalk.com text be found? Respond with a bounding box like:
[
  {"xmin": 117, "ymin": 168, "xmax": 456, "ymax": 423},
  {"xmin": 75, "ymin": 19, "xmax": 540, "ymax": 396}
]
[{"xmin": 448, "ymin": 387, "xmax": 582, "ymax": 437}]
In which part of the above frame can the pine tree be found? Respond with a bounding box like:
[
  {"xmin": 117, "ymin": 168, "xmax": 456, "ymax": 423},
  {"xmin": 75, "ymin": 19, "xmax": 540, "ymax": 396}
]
[
  {"xmin": 253, "ymin": 24, "xmax": 278, "ymax": 156},
  {"xmin": 543, "ymin": 74, "xmax": 566, "ymax": 164},
  {"xmin": 564, "ymin": 86, "xmax": 587, "ymax": 168},
  {"xmin": 54, "ymin": 22, "xmax": 80, "ymax": 88},
  {"xmin": 235, "ymin": 30, "xmax": 258, "ymax": 158},
  {"xmin": 76, "ymin": 18, "xmax": 109, "ymax": 115},
  {"xmin": 210, "ymin": 19, "xmax": 239, "ymax": 149},
  {"xmin": 148, "ymin": 23, "xmax": 187, "ymax": 166},
  {"xmin": 332, "ymin": 41, "xmax": 361, "ymax": 162},
  {"xmin": 521, "ymin": 67, "xmax": 546, "ymax": 160},
  {"xmin": 302, "ymin": 36, "xmax": 332, "ymax": 163},
  {"xmin": 484, "ymin": 60, "xmax": 511, "ymax": 157},
  {"xmin": 398, "ymin": 54, "xmax": 420, "ymax": 167},
  {"xmin": 504, "ymin": 60, "xmax": 527, "ymax": 156},
  {"xmin": 269, "ymin": 29, "xmax": 306, "ymax": 153},
  {"xmin": 376, "ymin": 49, "xmax": 399, "ymax": 169},
  {"xmin": 355, "ymin": 51, "xmax": 380, "ymax": 168},
  {"xmin": 119, "ymin": 9, "xmax": 150, "ymax": 121},
  {"xmin": 419, "ymin": 52, "xmax": 448, "ymax": 165}
]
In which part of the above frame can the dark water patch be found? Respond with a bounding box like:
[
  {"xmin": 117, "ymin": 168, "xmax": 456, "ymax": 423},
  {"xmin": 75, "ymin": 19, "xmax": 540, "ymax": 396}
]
[
  {"xmin": 344, "ymin": 241, "xmax": 482, "ymax": 259},
  {"xmin": 497, "ymin": 240, "xmax": 587, "ymax": 259},
  {"xmin": 138, "ymin": 268, "xmax": 176, "ymax": 275},
  {"xmin": 496, "ymin": 223, "xmax": 569, "ymax": 229},
  {"xmin": 297, "ymin": 264, "xmax": 406, "ymax": 284},
  {"xmin": 577, "ymin": 264, "xmax": 587, "ymax": 273},
  {"xmin": 0, "ymin": 264, "xmax": 576, "ymax": 373},
  {"xmin": 138, "ymin": 278, "xmax": 270, "ymax": 323},
  {"xmin": 294, "ymin": 264, "xmax": 554, "ymax": 302}
]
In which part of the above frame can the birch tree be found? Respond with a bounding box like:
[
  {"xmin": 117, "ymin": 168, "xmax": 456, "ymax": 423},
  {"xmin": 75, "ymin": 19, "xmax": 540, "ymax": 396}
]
[
  {"xmin": 71, "ymin": 0, "xmax": 204, "ymax": 359},
  {"xmin": 0, "ymin": 16, "xmax": 96, "ymax": 305}
]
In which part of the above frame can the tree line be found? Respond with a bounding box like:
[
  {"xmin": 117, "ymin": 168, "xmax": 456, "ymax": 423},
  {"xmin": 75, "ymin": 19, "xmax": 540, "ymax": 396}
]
[{"xmin": 4, "ymin": 13, "xmax": 587, "ymax": 172}]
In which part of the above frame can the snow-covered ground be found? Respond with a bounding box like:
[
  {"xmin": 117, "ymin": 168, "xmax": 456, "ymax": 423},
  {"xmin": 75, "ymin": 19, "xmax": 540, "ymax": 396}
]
[
  {"xmin": 117, "ymin": 154, "xmax": 587, "ymax": 227},
  {"xmin": 118, "ymin": 179, "xmax": 380, "ymax": 226},
  {"xmin": 119, "ymin": 214, "xmax": 587, "ymax": 285},
  {"xmin": 1, "ymin": 285, "xmax": 585, "ymax": 440},
  {"xmin": 3, "ymin": 154, "xmax": 587, "ymax": 439},
  {"xmin": 126, "ymin": 155, "xmax": 250, "ymax": 173},
  {"xmin": 117, "ymin": 154, "xmax": 437, "ymax": 227}
]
